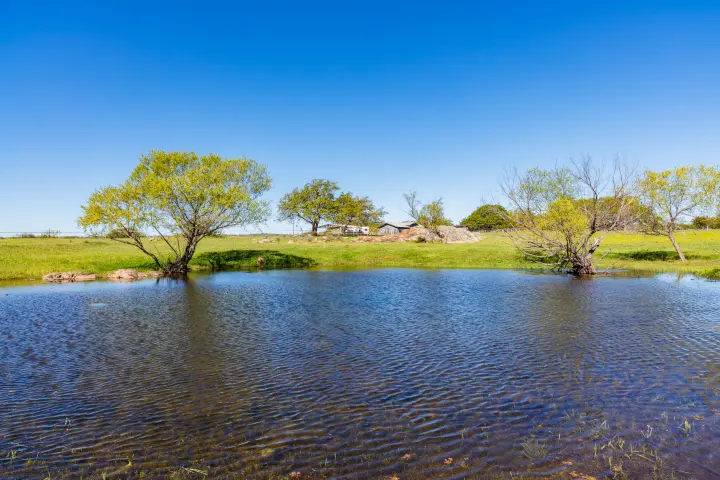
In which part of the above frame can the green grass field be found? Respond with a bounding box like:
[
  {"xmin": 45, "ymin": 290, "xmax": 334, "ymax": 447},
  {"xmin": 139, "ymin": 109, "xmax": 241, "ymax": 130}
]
[{"xmin": 1, "ymin": 230, "xmax": 719, "ymax": 282}]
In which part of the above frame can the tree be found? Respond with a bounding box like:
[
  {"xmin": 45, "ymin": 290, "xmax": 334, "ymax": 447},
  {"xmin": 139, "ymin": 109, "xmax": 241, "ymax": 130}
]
[
  {"xmin": 460, "ymin": 204, "xmax": 512, "ymax": 230},
  {"xmin": 278, "ymin": 181, "xmax": 385, "ymax": 235},
  {"xmin": 277, "ymin": 179, "xmax": 341, "ymax": 235},
  {"xmin": 637, "ymin": 166, "xmax": 719, "ymax": 261},
  {"xmin": 692, "ymin": 216, "xmax": 720, "ymax": 230},
  {"xmin": 79, "ymin": 150, "xmax": 272, "ymax": 274},
  {"xmin": 418, "ymin": 198, "xmax": 453, "ymax": 240},
  {"xmin": 501, "ymin": 156, "xmax": 637, "ymax": 275},
  {"xmin": 401, "ymin": 192, "xmax": 452, "ymax": 240},
  {"xmin": 333, "ymin": 193, "xmax": 386, "ymax": 230},
  {"xmin": 403, "ymin": 191, "xmax": 422, "ymax": 222}
]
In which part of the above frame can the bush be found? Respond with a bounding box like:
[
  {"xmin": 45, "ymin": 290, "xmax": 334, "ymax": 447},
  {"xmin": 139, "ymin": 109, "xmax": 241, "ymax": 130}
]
[
  {"xmin": 460, "ymin": 204, "xmax": 512, "ymax": 231},
  {"xmin": 692, "ymin": 216, "xmax": 720, "ymax": 229},
  {"xmin": 39, "ymin": 229, "xmax": 60, "ymax": 238},
  {"xmin": 107, "ymin": 228, "xmax": 145, "ymax": 239}
]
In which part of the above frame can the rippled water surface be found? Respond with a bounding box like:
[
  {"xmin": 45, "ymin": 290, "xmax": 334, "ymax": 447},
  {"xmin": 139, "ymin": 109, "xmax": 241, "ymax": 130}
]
[{"xmin": 1, "ymin": 270, "xmax": 720, "ymax": 479}]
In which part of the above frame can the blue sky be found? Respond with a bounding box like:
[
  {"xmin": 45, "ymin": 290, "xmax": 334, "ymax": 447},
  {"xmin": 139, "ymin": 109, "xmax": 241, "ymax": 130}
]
[{"xmin": 1, "ymin": 1, "xmax": 719, "ymax": 234}]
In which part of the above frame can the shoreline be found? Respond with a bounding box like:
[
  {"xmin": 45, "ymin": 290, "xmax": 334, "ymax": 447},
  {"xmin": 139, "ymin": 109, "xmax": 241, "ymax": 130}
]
[{"xmin": 1, "ymin": 231, "xmax": 719, "ymax": 283}]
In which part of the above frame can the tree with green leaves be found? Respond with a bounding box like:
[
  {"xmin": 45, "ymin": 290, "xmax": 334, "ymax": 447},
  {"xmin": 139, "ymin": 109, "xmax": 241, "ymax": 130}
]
[
  {"xmin": 418, "ymin": 198, "xmax": 453, "ymax": 239},
  {"xmin": 637, "ymin": 165, "xmax": 720, "ymax": 261},
  {"xmin": 333, "ymin": 193, "xmax": 386, "ymax": 230},
  {"xmin": 277, "ymin": 179, "xmax": 341, "ymax": 235},
  {"xmin": 278, "ymin": 180, "xmax": 385, "ymax": 235},
  {"xmin": 78, "ymin": 150, "xmax": 272, "ymax": 274},
  {"xmin": 501, "ymin": 156, "xmax": 637, "ymax": 275},
  {"xmin": 460, "ymin": 204, "xmax": 511, "ymax": 230},
  {"xmin": 402, "ymin": 192, "xmax": 452, "ymax": 240}
]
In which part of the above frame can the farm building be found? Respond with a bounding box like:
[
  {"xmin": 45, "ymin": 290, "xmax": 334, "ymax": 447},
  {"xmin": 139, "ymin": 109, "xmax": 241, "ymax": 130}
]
[
  {"xmin": 377, "ymin": 221, "xmax": 419, "ymax": 235},
  {"xmin": 321, "ymin": 224, "xmax": 370, "ymax": 235}
]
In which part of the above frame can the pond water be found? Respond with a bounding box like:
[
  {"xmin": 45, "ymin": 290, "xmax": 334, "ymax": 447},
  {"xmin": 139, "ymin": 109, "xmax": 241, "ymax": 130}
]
[{"xmin": 1, "ymin": 270, "xmax": 720, "ymax": 479}]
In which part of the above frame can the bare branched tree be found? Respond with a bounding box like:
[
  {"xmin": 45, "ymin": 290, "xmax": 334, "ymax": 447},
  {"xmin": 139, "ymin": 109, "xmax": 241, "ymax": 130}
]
[{"xmin": 501, "ymin": 156, "xmax": 637, "ymax": 275}]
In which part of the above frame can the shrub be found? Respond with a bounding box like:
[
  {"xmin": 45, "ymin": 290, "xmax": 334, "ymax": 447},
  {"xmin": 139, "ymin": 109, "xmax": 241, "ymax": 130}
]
[
  {"xmin": 692, "ymin": 216, "xmax": 720, "ymax": 229},
  {"xmin": 460, "ymin": 204, "xmax": 512, "ymax": 231}
]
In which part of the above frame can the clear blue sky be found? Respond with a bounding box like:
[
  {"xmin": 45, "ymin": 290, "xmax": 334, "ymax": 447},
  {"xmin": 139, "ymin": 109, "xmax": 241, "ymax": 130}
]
[{"xmin": 2, "ymin": 1, "xmax": 719, "ymax": 234}]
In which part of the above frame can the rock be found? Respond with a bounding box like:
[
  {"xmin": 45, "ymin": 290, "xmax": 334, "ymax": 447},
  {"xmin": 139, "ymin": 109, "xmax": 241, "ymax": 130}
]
[
  {"xmin": 148, "ymin": 271, "xmax": 164, "ymax": 278},
  {"xmin": 258, "ymin": 237, "xmax": 273, "ymax": 244},
  {"xmin": 74, "ymin": 274, "xmax": 96, "ymax": 282},
  {"xmin": 108, "ymin": 269, "xmax": 140, "ymax": 280},
  {"xmin": 42, "ymin": 272, "xmax": 96, "ymax": 283}
]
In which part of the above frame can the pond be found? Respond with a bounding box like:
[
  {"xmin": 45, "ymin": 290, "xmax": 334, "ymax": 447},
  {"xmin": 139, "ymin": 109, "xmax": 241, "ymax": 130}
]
[{"xmin": 1, "ymin": 270, "xmax": 720, "ymax": 479}]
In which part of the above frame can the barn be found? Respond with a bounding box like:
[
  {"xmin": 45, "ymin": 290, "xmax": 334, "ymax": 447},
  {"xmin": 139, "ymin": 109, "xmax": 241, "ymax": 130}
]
[{"xmin": 377, "ymin": 221, "xmax": 419, "ymax": 235}]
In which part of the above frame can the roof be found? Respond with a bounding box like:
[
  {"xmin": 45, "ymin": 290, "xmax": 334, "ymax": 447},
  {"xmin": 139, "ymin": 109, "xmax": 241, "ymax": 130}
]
[{"xmin": 379, "ymin": 221, "xmax": 418, "ymax": 228}]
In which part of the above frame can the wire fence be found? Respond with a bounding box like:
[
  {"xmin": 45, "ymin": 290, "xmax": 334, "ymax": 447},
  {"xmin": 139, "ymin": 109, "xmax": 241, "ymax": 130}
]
[{"xmin": 0, "ymin": 229, "xmax": 307, "ymax": 238}]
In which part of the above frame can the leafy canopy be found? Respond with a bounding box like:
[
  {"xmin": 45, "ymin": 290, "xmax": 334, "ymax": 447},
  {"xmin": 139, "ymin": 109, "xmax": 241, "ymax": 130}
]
[
  {"xmin": 502, "ymin": 156, "xmax": 637, "ymax": 275},
  {"xmin": 79, "ymin": 150, "xmax": 272, "ymax": 272},
  {"xmin": 460, "ymin": 204, "xmax": 511, "ymax": 230},
  {"xmin": 637, "ymin": 165, "xmax": 720, "ymax": 261},
  {"xmin": 333, "ymin": 193, "xmax": 386, "ymax": 228},
  {"xmin": 277, "ymin": 179, "xmax": 384, "ymax": 234}
]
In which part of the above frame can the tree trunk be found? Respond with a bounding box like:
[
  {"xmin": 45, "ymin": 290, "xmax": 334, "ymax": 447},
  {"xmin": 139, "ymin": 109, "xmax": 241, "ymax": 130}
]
[
  {"xmin": 311, "ymin": 220, "xmax": 319, "ymax": 236},
  {"xmin": 163, "ymin": 239, "xmax": 199, "ymax": 275},
  {"xmin": 667, "ymin": 231, "xmax": 687, "ymax": 262},
  {"xmin": 570, "ymin": 256, "xmax": 597, "ymax": 276}
]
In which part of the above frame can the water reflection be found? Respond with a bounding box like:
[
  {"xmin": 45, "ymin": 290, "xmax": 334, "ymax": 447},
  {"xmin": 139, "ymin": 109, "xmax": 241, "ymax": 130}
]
[{"xmin": 1, "ymin": 270, "xmax": 720, "ymax": 479}]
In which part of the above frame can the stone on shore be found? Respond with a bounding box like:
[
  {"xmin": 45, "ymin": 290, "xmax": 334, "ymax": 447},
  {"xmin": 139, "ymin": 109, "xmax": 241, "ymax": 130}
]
[
  {"xmin": 108, "ymin": 269, "xmax": 141, "ymax": 280},
  {"xmin": 42, "ymin": 272, "xmax": 96, "ymax": 283}
]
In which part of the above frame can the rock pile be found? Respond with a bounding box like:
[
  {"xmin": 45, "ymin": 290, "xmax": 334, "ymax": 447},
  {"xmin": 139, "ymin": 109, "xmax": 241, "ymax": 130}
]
[
  {"xmin": 42, "ymin": 269, "xmax": 164, "ymax": 283},
  {"xmin": 107, "ymin": 269, "xmax": 163, "ymax": 280},
  {"xmin": 42, "ymin": 272, "xmax": 97, "ymax": 283}
]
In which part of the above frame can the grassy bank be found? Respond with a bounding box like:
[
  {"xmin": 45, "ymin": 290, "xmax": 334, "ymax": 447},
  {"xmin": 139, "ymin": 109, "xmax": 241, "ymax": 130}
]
[{"xmin": 0, "ymin": 230, "xmax": 719, "ymax": 282}]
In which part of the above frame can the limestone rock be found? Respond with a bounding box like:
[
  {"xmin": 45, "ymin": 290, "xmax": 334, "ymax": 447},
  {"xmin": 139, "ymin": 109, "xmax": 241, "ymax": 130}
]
[
  {"xmin": 42, "ymin": 272, "xmax": 96, "ymax": 283},
  {"xmin": 108, "ymin": 269, "xmax": 140, "ymax": 280},
  {"xmin": 74, "ymin": 274, "xmax": 96, "ymax": 282}
]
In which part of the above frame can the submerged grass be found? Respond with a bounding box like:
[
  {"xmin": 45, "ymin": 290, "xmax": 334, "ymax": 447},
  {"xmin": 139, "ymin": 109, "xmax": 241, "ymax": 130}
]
[{"xmin": 0, "ymin": 230, "xmax": 719, "ymax": 282}]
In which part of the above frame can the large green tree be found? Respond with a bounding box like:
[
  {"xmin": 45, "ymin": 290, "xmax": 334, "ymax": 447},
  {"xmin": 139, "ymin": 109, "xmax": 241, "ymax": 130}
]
[
  {"xmin": 79, "ymin": 150, "xmax": 272, "ymax": 274},
  {"xmin": 460, "ymin": 204, "xmax": 511, "ymax": 230},
  {"xmin": 333, "ymin": 193, "xmax": 386, "ymax": 230},
  {"xmin": 277, "ymin": 179, "xmax": 341, "ymax": 235},
  {"xmin": 637, "ymin": 165, "xmax": 720, "ymax": 261},
  {"xmin": 278, "ymin": 179, "xmax": 384, "ymax": 235}
]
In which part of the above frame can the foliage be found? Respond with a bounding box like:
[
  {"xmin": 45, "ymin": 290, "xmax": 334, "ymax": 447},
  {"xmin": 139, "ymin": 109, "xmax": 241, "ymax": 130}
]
[
  {"xmin": 39, "ymin": 229, "xmax": 61, "ymax": 238},
  {"xmin": 333, "ymin": 193, "xmax": 386, "ymax": 229},
  {"xmin": 460, "ymin": 204, "xmax": 511, "ymax": 230},
  {"xmin": 277, "ymin": 179, "xmax": 340, "ymax": 235},
  {"xmin": 502, "ymin": 156, "xmax": 637, "ymax": 274},
  {"xmin": 692, "ymin": 216, "xmax": 720, "ymax": 229},
  {"xmin": 403, "ymin": 191, "xmax": 422, "ymax": 222},
  {"xmin": 278, "ymin": 179, "xmax": 384, "ymax": 235},
  {"xmin": 401, "ymin": 192, "xmax": 452, "ymax": 240},
  {"xmin": 106, "ymin": 227, "xmax": 145, "ymax": 239},
  {"xmin": 417, "ymin": 198, "xmax": 453, "ymax": 240},
  {"xmin": 637, "ymin": 165, "xmax": 720, "ymax": 261},
  {"xmin": 78, "ymin": 150, "xmax": 272, "ymax": 274}
]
